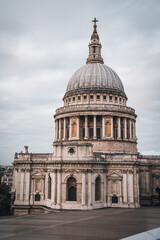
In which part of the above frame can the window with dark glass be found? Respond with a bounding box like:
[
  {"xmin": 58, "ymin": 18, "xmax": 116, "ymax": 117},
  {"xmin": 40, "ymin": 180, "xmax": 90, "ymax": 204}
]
[
  {"xmin": 67, "ymin": 177, "xmax": 77, "ymax": 201},
  {"xmin": 115, "ymin": 97, "xmax": 118, "ymax": 102},
  {"xmin": 97, "ymin": 95, "xmax": 100, "ymax": 100},
  {"xmin": 95, "ymin": 177, "xmax": 101, "ymax": 201},
  {"xmin": 112, "ymin": 195, "xmax": 118, "ymax": 203},
  {"xmin": 90, "ymin": 95, "xmax": 93, "ymax": 100},
  {"xmin": 35, "ymin": 193, "xmax": 40, "ymax": 201},
  {"xmin": 84, "ymin": 95, "xmax": 87, "ymax": 100},
  {"xmin": 78, "ymin": 96, "xmax": 81, "ymax": 101},
  {"xmin": 89, "ymin": 128, "xmax": 93, "ymax": 139},
  {"xmin": 103, "ymin": 95, "xmax": 106, "ymax": 100},
  {"xmin": 73, "ymin": 97, "xmax": 75, "ymax": 102},
  {"xmin": 97, "ymin": 128, "xmax": 101, "ymax": 139},
  {"xmin": 109, "ymin": 96, "xmax": 112, "ymax": 101}
]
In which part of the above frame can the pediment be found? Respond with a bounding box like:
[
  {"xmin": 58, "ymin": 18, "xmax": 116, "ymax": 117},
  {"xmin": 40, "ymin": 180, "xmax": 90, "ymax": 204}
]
[
  {"xmin": 31, "ymin": 171, "xmax": 45, "ymax": 179},
  {"xmin": 107, "ymin": 171, "xmax": 122, "ymax": 180}
]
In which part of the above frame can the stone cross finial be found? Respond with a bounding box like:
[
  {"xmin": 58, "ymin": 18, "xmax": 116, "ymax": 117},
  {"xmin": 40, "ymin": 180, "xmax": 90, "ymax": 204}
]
[{"xmin": 92, "ymin": 18, "xmax": 98, "ymax": 33}]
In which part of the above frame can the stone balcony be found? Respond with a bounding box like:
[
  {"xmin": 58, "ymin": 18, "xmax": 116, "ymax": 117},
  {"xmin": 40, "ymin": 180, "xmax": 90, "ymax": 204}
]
[{"xmin": 55, "ymin": 104, "xmax": 136, "ymax": 116}]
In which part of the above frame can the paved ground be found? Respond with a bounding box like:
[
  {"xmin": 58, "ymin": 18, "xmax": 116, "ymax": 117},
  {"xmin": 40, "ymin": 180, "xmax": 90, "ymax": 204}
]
[{"xmin": 0, "ymin": 208, "xmax": 160, "ymax": 240}]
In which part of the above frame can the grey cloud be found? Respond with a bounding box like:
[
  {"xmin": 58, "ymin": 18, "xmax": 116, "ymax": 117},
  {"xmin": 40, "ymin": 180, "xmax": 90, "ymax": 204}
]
[{"xmin": 0, "ymin": 0, "xmax": 160, "ymax": 164}]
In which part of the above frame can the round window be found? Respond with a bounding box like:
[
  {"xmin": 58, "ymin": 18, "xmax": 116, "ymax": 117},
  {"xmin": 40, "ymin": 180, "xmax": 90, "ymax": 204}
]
[{"xmin": 69, "ymin": 148, "xmax": 75, "ymax": 154}]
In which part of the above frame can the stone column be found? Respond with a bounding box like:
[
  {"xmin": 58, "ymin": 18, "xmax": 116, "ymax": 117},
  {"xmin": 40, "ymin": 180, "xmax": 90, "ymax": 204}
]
[
  {"xmin": 88, "ymin": 171, "xmax": 92, "ymax": 206},
  {"xmin": 45, "ymin": 173, "xmax": 48, "ymax": 200},
  {"xmin": 133, "ymin": 168, "xmax": 138, "ymax": 206},
  {"xmin": 146, "ymin": 171, "xmax": 150, "ymax": 193},
  {"xmin": 25, "ymin": 169, "xmax": 30, "ymax": 201},
  {"xmin": 84, "ymin": 116, "xmax": 88, "ymax": 139},
  {"xmin": 129, "ymin": 119, "xmax": 132, "ymax": 140},
  {"xmin": 77, "ymin": 117, "xmax": 80, "ymax": 139},
  {"xmin": 102, "ymin": 116, "xmax": 105, "ymax": 138},
  {"xmin": 117, "ymin": 117, "xmax": 121, "ymax": 139},
  {"xmin": 69, "ymin": 117, "xmax": 72, "ymax": 139},
  {"xmin": 14, "ymin": 169, "xmax": 18, "ymax": 191},
  {"xmin": 57, "ymin": 170, "xmax": 61, "ymax": 206},
  {"xmin": 82, "ymin": 171, "xmax": 86, "ymax": 206},
  {"xmin": 133, "ymin": 120, "xmax": 136, "ymax": 140},
  {"xmin": 93, "ymin": 115, "xmax": 97, "ymax": 139},
  {"xmin": 124, "ymin": 118, "xmax": 127, "ymax": 140},
  {"xmin": 59, "ymin": 119, "xmax": 62, "ymax": 140},
  {"xmin": 111, "ymin": 117, "xmax": 113, "ymax": 138},
  {"xmin": 55, "ymin": 120, "xmax": 58, "ymax": 141},
  {"xmin": 20, "ymin": 170, "xmax": 24, "ymax": 201},
  {"xmin": 30, "ymin": 178, "xmax": 34, "ymax": 204},
  {"xmin": 127, "ymin": 171, "xmax": 130, "ymax": 205},
  {"xmin": 51, "ymin": 170, "xmax": 57, "ymax": 205},
  {"xmin": 63, "ymin": 118, "xmax": 66, "ymax": 140}
]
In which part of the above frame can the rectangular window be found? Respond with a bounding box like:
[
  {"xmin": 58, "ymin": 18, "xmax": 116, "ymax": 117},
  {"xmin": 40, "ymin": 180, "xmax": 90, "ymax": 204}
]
[
  {"xmin": 97, "ymin": 95, "xmax": 100, "ymax": 100},
  {"xmin": 84, "ymin": 95, "xmax": 87, "ymax": 100},
  {"xmin": 115, "ymin": 97, "xmax": 118, "ymax": 102},
  {"xmin": 97, "ymin": 128, "xmax": 101, "ymax": 139},
  {"xmin": 69, "ymin": 98, "xmax": 71, "ymax": 102},
  {"xmin": 73, "ymin": 97, "xmax": 75, "ymax": 102},
  {"xmin": 119, "ymin": 98, "xmax": 121, "ymax": 103},
  {"xmin": 89, "ymin": 128, "xmax": 93, "ymax": 139},
  {"xmin": 109, "ymin": 96, "xmax": 112, "ymax": 101},
  {"xmin": 78, "ymin": 96, "xmax": 81, "ymax": 101},
  {"xmin": 82, "ymin": 128, "xmax": 85, "ymax": 138},
  {"xmin": 103, "ymin": 95, "xmax": 106, "ymax": 100},
  {"xmin": 90, "ymin": 95, "xmax": 93, "ymax": 100}
]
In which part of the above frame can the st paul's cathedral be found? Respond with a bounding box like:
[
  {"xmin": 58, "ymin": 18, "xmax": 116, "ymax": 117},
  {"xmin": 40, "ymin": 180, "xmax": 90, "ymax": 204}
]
[{"xmin": 12, "ymin": 19, "xmax": 160, "ymax": 214}]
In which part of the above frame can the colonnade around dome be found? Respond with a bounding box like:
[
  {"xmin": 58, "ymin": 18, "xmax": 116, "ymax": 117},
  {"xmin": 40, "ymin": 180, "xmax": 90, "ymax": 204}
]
[{"xmin": 63, "ymin": 93, "xmax": 127, "ymax": 106}]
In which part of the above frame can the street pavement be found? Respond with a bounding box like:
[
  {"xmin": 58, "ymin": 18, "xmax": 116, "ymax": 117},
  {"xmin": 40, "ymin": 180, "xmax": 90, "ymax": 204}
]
[{"xmin": 0, "ymin": 208, "xmax": 160, "ymax": 240}]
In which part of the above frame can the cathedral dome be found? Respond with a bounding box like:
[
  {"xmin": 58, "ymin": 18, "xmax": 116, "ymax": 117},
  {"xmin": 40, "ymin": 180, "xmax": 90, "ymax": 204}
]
[
  {"xmin": 65, "ymin": 62, "xmax": 126, "ymax": 97},
  {"xmin": 64, "ymin": 18, "xmax": 127, "ymax": 99}
]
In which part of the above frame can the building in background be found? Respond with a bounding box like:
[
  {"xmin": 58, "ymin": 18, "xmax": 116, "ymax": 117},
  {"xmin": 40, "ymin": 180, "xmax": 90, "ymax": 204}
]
[
  {"xmin": 12, "ymin": 19, "xmax": 160, "ymax": 215},
  {"xmin": 0, "ymin": 166, "xmax": 13, "ymax": 188}
]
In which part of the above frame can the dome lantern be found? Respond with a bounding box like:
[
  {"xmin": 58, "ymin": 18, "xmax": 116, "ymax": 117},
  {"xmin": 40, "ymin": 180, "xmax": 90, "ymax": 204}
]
[{"xmin": 86, "ymin": 18, "xmax": 104, "ymax": 64}]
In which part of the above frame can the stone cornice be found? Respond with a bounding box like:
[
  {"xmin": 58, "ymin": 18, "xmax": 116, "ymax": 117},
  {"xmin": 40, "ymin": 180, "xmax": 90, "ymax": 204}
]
[{"xmin": 54, "ymin": 104, "xmax": 136, "ymax": 117}]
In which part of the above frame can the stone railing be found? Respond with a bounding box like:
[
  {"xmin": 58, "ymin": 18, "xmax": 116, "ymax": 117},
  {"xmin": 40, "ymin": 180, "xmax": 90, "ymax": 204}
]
[
  {"xmin": 55, "ymin": 104, "xmax": 135, "ymax": 116},
  {"xmin": 14, "ymin": 153, "xmax": 51, "ymax": 162}
]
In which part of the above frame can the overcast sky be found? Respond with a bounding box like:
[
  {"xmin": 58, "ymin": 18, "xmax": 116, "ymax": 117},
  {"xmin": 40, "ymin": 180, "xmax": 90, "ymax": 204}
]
[{"xmin": 0, "ymin": 0, "xmax": 160, "ymax": 165}]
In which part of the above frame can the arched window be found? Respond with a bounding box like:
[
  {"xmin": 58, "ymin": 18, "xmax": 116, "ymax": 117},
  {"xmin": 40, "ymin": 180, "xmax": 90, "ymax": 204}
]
[
  {"xmin": 95, "ymin": 177, "xmax": 101, "ymax": 201},
  {"xmin": 67, "ymin": 177, "xmax": 77, "ymax": 201},
  {"xmin": 48, "ymin": 176, "xmax": 51, "ymax": 199}
]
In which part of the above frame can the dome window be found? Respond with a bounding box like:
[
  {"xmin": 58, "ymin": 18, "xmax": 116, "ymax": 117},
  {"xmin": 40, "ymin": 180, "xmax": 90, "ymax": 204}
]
[
  {"xmin": 109, "ymin": 96, "xmax": 113, "ymax": 101},
  {"xmin": 103, "ymin": 95, "xmax": 106, "ymax": 100},
  {"xmin": 115, "ymin": 97, "xmax": 118, "ymax": 102},
  {"xmin": 90, "ymin": 95, "xmax": 93, "ymax": 100},
  {"xmin": 69, "ymin": 98, "xmax": 71, "ymax": 102},
  {"xmin": 119, "ymin": 98, "xmax": 122, "ymax": 103},
  {"xmin": 78, "ymin": 96, "xmax": 81, "ymax": 101},
  {"xmin": 84, "ymin": 95, "xmax": 87, "ymax": 100},
  {"xmin": 97, "ymin": 95, "xmax": 100, "ymax": 100},
  {"xmin": 73, "ymin": 97, "xmax": 75, "ymax": 102}
]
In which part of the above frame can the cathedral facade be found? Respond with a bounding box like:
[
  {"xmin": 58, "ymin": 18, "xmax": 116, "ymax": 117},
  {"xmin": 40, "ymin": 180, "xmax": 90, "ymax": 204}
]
[{"xmin": 12, "ymin": 19, "xmax": 160, "ymax": 215}]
